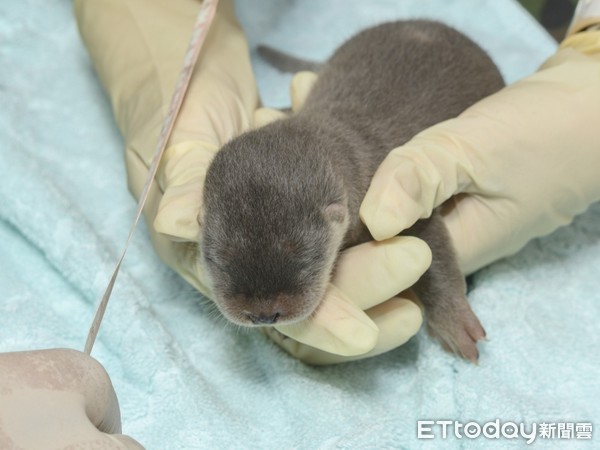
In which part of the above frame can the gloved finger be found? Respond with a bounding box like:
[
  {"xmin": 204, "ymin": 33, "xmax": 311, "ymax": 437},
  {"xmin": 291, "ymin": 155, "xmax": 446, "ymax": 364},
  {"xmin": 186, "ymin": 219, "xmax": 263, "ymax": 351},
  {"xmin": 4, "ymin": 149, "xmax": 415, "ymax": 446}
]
[
  {"xmin": 0, "ymin": 349, "xmax": 144, "ymax": 449},
  {"xmin": 252, "ymin": 71, "xmax": 318, "ymax": 128},
  {"xmin": 265, "ymin": 294, "xmax": 423, "ymax": 365},
  {"xmin": 332, "ymin": 236, "xmax": 431, "ymax": 310},
  {"xmin": 124, "ymin": 146, "xmax": 215, "ymax": 299},
  {"xmin": 274, "ymin": 236, "xmax": 430, "ymax": 356},
  {"xmin": 275, "ymin": 284, "xmax": 380, "ymax": 356},
  {"xmin": 358, "ymin": 117, "xmax": 489, "ymax": 241},
  {"xmin": 290, "ymin": 71, "xmax": 318, "ymax": 112},
  {"xmin": 153, "ymin": 141, "xmax": 218, "ymax": 242},
  {"xmin": 252, "ymin": 107, "xmax": 288, "ymax": 128},
  {"xmin": 150, "ymin": 223, "xmax": 213, "ymax": 298}
]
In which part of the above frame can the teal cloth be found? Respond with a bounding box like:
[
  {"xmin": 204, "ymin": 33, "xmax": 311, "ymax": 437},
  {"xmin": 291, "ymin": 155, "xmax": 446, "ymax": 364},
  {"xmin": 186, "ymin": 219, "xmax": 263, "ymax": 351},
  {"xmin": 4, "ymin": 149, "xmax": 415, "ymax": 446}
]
[{"xmin": 0, "ymin": 0, "xmax": 598, "ymax": 448}]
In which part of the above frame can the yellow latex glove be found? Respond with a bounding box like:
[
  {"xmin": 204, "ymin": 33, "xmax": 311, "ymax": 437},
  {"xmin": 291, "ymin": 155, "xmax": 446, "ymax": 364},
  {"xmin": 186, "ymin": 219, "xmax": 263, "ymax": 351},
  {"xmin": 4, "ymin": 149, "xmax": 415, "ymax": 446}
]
[
  {"xmin": 74, "ymin": 0, "xmax": 428, "ymax": 359},
  {"xmin": 74, "ymin": 0, "xmax": 257, "ymax": 295},
  {"xmin": 0, "ymin": 349, "xmax": 143, "ymax": 449},
  {"xmin": 360, "ymin": 28, "xmax": 600, "ymax": 275}
]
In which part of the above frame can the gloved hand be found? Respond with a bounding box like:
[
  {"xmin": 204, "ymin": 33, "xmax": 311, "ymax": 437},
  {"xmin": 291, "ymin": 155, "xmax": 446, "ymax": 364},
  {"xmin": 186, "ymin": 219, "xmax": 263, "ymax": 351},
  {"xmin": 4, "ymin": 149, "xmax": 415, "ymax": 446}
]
[
  {"xmin": 360, "ymin": 28, "xmax": 600, "ymax": 275},
  {"xmin": 74, "ymin": 0, "xmax": 258, "ymax": 296},
  {"xmin": 74, "ymin": 0, "xmax": 429, "ymax": 359},
  {"xmin": 0, "ymin": 349, "xmax": 143, "ymax": 449}
]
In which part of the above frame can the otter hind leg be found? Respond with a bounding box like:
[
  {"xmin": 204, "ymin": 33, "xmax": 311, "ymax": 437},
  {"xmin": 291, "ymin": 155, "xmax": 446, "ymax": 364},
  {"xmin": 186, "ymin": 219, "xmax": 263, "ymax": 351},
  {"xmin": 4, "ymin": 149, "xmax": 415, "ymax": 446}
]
[{"xmin": 405, "ymin": 212, "xmax": 486, "ymax": 362}]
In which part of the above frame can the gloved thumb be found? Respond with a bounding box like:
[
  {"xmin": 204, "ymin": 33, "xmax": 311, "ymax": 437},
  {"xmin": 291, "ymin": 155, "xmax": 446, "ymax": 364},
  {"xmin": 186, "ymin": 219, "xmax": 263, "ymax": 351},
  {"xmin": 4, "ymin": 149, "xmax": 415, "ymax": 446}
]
[
  {"xmin": 153, "ymin": 141, "xmax": 219, "ymax": 242},
  {"xmin": 290, "ymin": 71, "xmax": 318, "ymax": 111},
  {"xmin": 359, "ymin": 117, "xmax": 484, "ymax": 240},
  {"xmin": 253, "ymin": 70, "xmax": 319, "ymax": 128}
]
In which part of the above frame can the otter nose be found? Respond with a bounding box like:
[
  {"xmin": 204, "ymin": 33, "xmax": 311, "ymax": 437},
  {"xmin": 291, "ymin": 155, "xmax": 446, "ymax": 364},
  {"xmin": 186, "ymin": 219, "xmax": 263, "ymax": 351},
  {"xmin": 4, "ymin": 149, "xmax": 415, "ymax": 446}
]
[{"xmin": 246, "ymin": 312, "xmax": 280, "ymax": 325}]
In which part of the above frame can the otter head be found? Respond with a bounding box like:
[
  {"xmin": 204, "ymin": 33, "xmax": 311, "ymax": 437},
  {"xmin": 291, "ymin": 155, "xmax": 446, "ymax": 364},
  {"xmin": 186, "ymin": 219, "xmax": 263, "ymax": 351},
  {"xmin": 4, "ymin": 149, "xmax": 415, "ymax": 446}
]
[{"xmin": 200, "ymin": 122, "xmax": 348, "ymax": 326}]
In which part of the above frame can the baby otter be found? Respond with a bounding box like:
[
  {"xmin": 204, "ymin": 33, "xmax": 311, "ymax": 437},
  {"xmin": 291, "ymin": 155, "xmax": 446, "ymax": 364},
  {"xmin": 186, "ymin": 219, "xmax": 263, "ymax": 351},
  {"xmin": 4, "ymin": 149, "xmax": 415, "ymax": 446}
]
[{"xmin": 201, "ymin": 20, "xmax": 504, "ymax": 361}]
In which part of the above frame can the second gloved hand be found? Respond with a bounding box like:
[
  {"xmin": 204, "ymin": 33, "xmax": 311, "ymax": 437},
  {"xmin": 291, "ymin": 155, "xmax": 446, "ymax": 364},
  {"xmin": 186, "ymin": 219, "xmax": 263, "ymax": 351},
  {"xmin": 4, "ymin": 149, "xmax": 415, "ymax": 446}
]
[{"xmin": 360, "ymin": 30, "xmax": 600, "ymax": 274}]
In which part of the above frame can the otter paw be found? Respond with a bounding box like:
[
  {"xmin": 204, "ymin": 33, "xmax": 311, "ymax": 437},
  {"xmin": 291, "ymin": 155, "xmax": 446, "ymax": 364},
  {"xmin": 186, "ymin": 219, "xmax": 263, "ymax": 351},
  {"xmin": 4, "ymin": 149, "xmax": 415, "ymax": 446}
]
[{"xmin": 426, "ymin": 304, "xmax": 486, "ymax": 363}]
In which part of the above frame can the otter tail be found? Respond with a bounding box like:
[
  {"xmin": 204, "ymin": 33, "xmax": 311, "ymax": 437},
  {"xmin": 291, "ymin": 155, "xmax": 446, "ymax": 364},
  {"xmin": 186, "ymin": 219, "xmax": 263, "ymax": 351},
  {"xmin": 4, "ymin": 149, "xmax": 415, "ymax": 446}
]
[{"xmin": 257, "ymin": 45, "xmax": 322, "ymax": 73}]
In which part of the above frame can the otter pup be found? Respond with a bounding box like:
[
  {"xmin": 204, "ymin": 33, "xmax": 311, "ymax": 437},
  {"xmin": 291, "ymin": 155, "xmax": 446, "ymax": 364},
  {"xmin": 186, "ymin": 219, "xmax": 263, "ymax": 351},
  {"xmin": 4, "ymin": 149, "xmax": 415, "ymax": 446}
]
[{"xmin": 201, "ymin": 20, "xmax": 504, "ymax": 361}]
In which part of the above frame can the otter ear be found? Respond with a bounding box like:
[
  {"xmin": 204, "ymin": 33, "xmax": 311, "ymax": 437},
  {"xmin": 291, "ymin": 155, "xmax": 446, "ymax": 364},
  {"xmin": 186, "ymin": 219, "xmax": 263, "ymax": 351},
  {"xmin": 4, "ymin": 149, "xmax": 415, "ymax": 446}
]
[{"xmin": 324, "ymin": 202, "xmax": 347, "ymax": 223}]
